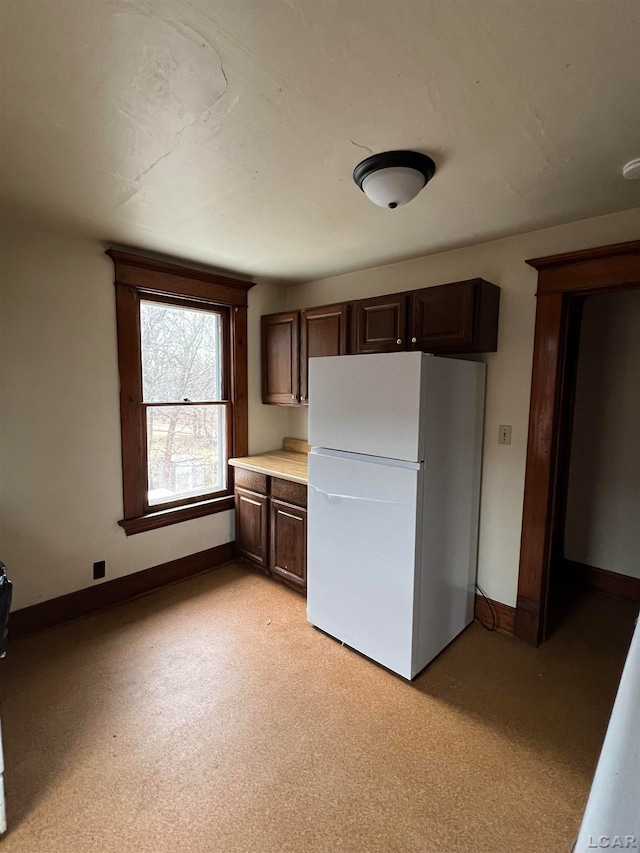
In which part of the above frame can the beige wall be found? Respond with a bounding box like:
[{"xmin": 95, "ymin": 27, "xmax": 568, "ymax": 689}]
[
  {"xmin": 0, "ymin": 226, "xmax": 286, "ymax": 610},
  {"xmin": 564, "ymin": 290, "xmax": 640, "ymax": 577},
  {"xmin": 246, "ymin": 279, "xmax": 288, "ymax": 453},
  {"xmin": 285, "ymin": 207, "xmax": 640, "ymax": 607}
]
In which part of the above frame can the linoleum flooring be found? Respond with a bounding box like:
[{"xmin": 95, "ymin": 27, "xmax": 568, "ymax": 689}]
[{"xmin": 1, "ymin": 562, "xmax": 637, "ymax": 853}]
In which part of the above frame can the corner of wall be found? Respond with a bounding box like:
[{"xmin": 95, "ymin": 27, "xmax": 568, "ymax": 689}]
[{"xmin": 247, "ymin": 279, "xmax": 289, "ymax": 453}]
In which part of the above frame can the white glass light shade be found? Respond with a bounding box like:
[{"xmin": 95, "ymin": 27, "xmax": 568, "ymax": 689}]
[{"xmin": 361, "ymin": 166, "xmax": 427, "ymax": 209}]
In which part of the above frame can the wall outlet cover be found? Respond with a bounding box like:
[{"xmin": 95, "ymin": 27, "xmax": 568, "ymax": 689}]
[{"xmin": 498, "ymin": 425, "xmax": 512, "ymax": 445}]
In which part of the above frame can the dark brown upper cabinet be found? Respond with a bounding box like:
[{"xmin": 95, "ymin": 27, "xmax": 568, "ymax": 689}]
[
  {"xmin": 261, "ymin": 311, "xmax": 300, "ymax": 405},
  {"xmin": 350, "ymin": 293, "xmax": 407, "ymax": 354},
  {"xmin": 262, "ymin": 304, "xmax": 349, "ymax": 406},
  {"xmin": 407, "ymin": 279, "xmax": 500, "ymax": 354},
  {"xmin": 261, "ymin": 281, "xmax": 499, "ymax": 404},
  {"xmin": 299, "ymin": 303, "xmax": 349, "ymax": 405}
]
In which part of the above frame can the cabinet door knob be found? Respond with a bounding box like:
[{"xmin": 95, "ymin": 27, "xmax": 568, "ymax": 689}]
[
  {"xmin": 396, "ymin": 339, "xmax": 402, "ymax": 345},
  {"xmin": 291, "ymin": 394, "xmax": 297, "ymax": 402},
  {"xmin": 301, "ymin": 395, "xmax": 307, "ymax": 402},
  {"xmin": 411, "ymin": 337, "xmax": 417, "ymax": 344}
]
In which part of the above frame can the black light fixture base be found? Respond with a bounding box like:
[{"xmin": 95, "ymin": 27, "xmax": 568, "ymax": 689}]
[{"xmin": 353, "ymin": 150, "xmax": 436, "ymax": 189}]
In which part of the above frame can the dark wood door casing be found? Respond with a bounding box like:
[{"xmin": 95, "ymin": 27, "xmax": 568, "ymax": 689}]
[
  {"xmin": 516, "ymin": 291, "xmax": 566, "ymax": 644},
  {"xmin": 516, "ymin": 240, "xmax": 640, "ymax": 645}
]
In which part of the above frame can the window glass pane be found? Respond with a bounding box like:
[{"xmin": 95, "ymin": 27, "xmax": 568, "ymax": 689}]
[
  {"xmin": 141, "ymin": 301, "xmax": 222, "ymax": 403},
  {"xmin": 146, "ymin": 405, "xmax": 226, "ymax": 505}
]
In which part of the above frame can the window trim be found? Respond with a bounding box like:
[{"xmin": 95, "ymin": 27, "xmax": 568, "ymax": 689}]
[{"xmin": 107, "ymin": 249, "xmax": 253, "ymax": 535}]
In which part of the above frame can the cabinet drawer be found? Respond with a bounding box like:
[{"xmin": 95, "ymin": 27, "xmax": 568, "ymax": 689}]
[
  {"xmin": 270, "ymin": 477, "xmax": 307, "ymax": 507},
  {"xmin": 234, "ymin": 468, "xmax": 268, "ymax": 494}
]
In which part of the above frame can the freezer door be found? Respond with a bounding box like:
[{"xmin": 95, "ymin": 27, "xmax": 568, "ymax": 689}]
[
  {"xmin": 308, "ymin": 352, "xmax": 427, "ymax": 462},
  {"xmin": 307, "ymin": 449, "xmax": 420, "ymax": 679}
]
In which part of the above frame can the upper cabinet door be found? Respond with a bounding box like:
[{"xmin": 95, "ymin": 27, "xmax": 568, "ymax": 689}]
[
  {"xmin": 408, "ymin": 279, "xmax": 500, "ymax": 353},
  {"xmin": 350, "ymin": 293, "xmax": 406, "ymax": 354},
  {"xmin": 299, "ymin": 303, "xmax": 349, "ymax": 405},
  {"xmin": 261, "ymin": 311, "xmax": 300, "ymax": 405}
]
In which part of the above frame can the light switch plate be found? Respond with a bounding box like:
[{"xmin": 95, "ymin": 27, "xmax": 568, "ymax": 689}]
[{"xmin": 498, "ymin": 425, "xmax": 512, "ymax": 445}]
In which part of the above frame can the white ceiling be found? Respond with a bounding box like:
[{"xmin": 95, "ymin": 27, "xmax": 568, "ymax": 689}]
[{"xmin": 1, "ymin": 0, "xmax": 639, "ymax": 282}]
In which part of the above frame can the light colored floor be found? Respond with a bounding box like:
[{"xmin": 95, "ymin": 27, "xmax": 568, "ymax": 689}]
[{"xmin": 0, "ymin": 562, "xmax": 637, "ymax": 853}]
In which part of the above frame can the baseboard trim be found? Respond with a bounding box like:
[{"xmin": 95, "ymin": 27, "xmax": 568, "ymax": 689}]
[
  {"xmin": 9, "ymin": 541, "xmax": 236, "ymax": 641},
  {"xmin": 474, "ymin": 594, "xmax": 515, "ymax": 635},
  {"xmin": 565, "ymin": 559, "xmax": 640, "ymax": 603}
]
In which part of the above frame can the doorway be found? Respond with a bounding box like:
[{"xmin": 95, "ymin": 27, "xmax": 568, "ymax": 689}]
[{"xmin": 515, "ymin": 240, "xmax": 640, "ymax": 646}]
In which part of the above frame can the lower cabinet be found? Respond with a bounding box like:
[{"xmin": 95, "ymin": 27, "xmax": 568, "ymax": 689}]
[
  {"xmin": 235, "ymin": 487, "xmax": 269, "ymax": 568},
  {"xmin": 234, "ymin": 468, "xmax": 307, "ymax": 593},
  {"xmin": 270, "ymin": 499, "xmax": 307, "ymax": 589}
]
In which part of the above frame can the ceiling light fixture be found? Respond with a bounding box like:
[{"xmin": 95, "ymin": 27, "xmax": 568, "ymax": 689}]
[
  {"xmin": 622, "ymin": 158, "xmax": 640, "ymax": 180},
  {"xmin": 353, "ymin": 150, "xmax": 436, "ymax": 209}
]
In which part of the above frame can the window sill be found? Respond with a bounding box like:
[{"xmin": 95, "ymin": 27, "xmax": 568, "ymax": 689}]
[{"xmin": 118, "ymin": 495, "xmax": 235, "ymax": 536}]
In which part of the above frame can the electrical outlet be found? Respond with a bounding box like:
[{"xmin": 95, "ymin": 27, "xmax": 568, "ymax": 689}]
[
  {"xmin": 93, "ymin": 560, "xmax": 106, "ymax": 580},
  {"xmin": 498, "ymin": 425, "xmax": 512, "ymax": 445}
]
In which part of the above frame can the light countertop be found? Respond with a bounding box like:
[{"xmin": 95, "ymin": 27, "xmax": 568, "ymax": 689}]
[{"xmin": 229, "ymin": 438, "xmax": 309, "ymax": 485}]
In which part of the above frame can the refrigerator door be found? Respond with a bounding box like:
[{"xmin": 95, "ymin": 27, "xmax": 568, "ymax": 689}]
[
  {"xmin": 307, "ymin": 448, "xmax": 421, "ymax": 679},
  {"xmin": 308, "ymin": 352, "xmax": 428, "ymax": 462}
]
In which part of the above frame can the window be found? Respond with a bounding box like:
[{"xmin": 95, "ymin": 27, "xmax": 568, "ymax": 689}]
[
  {"xmin": 142, "ymin": 299, "xmax": 228, "ymax": 507},
  {"xmin": 108, "ymin": 250, "xmax": 253, "ymax": 535}
]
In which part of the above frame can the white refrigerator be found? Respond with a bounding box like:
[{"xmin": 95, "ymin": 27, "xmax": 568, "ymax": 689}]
[{"xmin": 307, "ymin": 351, "xmax": 486, "ymax": 680}]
